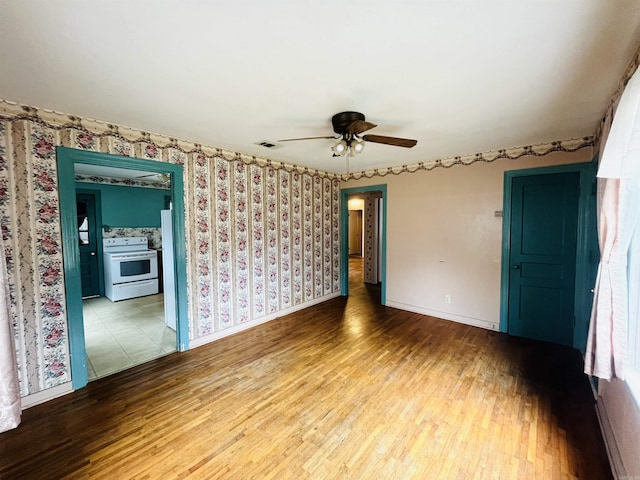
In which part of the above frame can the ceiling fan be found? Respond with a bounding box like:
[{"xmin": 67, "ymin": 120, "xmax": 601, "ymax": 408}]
[{"xmin": 278, "ymin": 111, "xmax": 417, "ymax": 159}]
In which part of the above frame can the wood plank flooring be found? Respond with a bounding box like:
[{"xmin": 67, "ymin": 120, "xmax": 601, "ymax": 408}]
[{"xmin": 0, "ymin": 258, "xmax": 612, "ymax": 479}]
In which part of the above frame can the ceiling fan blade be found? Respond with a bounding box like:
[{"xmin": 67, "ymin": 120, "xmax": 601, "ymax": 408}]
[
  {"xmin": 277, "ymin": 136, "xmax": 336, "ymax": 142},
  {"xmin": 347, "ymin": 120, "xmax": 377, "ymax": 135},
  {"xmin": 362, "ymin": 134, "xmax": 417, "ymax": 148}
]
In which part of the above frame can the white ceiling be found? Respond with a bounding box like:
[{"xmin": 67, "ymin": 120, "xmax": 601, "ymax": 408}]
[{"xmin": 1, "ymin": 1, "xmax": 639, "ymax": 174}]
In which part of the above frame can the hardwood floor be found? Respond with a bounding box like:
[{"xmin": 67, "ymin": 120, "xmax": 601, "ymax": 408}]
[{"xmin": 0, "ymin": 258, "xmax": 611, "ymax": 479}]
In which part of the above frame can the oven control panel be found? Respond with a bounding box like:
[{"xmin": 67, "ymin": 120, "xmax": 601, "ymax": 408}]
[{"xmin": 103, "ymin": 237, "xmax": 148, "ymax": 248}]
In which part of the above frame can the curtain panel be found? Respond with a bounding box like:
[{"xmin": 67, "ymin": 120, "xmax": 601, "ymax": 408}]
[
  {"xmin": 585, "ymin": 67, "xmax": 640, "ymax": 380},
  {"xmin": 0, "ymin": 230, "xmax": 21, "ymax": 432}
]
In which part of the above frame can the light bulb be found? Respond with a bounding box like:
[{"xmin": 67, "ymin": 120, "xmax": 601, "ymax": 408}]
[
  {"xmin": 351, "ymin": 138, "xmax": 365, "ymax": 154},
  {"xmin": 332, "ymin": 139, "xmax": 348, "ymax": 156}
]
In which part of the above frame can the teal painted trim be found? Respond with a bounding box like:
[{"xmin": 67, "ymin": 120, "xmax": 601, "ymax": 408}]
[
  {"xmin": 57, "ymin": 150, "xmax": 88, "ymax": 389},
  {"xmin": 574, "ymin": 158, "xmax": 599, "ymax": 353},
  {"xmin": 170, "ymin": 167, "xmax": 190, "ymax": 352},
  {"xmin": 340, "ymin": 184, "xmax": 387, "ymax": 305},
  {"xmin": 340, "ymin": 190, "xmax": 349, "ymax": 297},
  {"xmin": 500, "ymin": 161, "xmax": 596, "ymax": 351},
  {"xmin": 56, "ymin": 147, "xmax": 190, "ymax": 390},
  {"xmin": 76, "ymin": 188, "xmax": 105, "ymax": 296},
  {"xmin": 381, "ymin": 191, "xmax": 387, "ymax": 305},
  {"xmin": 499, "ymin": 176, "xmax": 513, "ymax": 334}
]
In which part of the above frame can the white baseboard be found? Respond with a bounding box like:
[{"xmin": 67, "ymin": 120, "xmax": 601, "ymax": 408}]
[
  {"xmin": 596, "ymin": 399, "xmax": 626, "ymax": 479},
  {"xmin": 21, "ymin": 382, "xmax": 73, "ymax": 410},
  {"xmin": 385, "ymin": 300, "xmax": 499, "ymax": 331},
  {"xmin": 190, "ymin": 292, "xmax": 341, "ymax": 349}
]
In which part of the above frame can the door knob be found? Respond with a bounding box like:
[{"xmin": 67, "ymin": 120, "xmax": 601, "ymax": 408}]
[
  {"xmin": 513, "ymin": 264, "xmax": 520, "ymax": 269},
  {"xmin": 90, "ymin": 252, "xmax": 96, "ymax": 256}
]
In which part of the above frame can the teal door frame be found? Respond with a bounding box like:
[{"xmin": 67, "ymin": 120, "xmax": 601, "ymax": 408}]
[
  {"xmin": 340, "ymin": 184, "xmax": 387, "ymax": 304},
  {"xmin": 57, "ymin": 146, "xmax": 190, "ymax": 389},
  {"xmin": 76, "ymin": 188, "xmax": 105, "ymax": 297},
  {"xmin": 500, "ymin": 160, "xmax": 597, "ymax": 351}
]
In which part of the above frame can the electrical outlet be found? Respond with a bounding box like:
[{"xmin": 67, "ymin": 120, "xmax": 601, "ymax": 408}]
[{"xmin": 445, "ymin": 294, "xmax": 451, "ymax": 304}]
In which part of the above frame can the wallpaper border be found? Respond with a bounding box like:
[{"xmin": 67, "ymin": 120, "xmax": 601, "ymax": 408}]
[
  {"xmin": 341, "ymin": 136, "xmax": 595, "ymax": 180},
  {"xmin": 0, "ymin": 99, "xmax": 341, "ymax": 180},
  {"xmin": 74, "ymin": 173, "xmax": 170, "ymax": 189},
  {"xmin": 594, "ymin": 40, "xmax": 640, "ymax": 143},
  {"xmin": 1, "ymin": 99, "xmax": 596, "ymax": 183}
]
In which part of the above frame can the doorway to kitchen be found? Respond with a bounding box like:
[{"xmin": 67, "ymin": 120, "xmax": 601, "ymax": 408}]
[
  {"xmin": 57, "ymin": 147, "xmax": 189, "ymax": 389},
  {"xmin": 77, "ymin": 187, "xmax": 174, "ymax": 380}
]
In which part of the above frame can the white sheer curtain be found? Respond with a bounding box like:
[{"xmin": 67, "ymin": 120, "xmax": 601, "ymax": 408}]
[
  {"xmin": 0, "ymin": 232, "xmax": 21, "ymax": 432},
  {"xmin": 585, "ymin": 66, "xmax": 640, "ymax": 380}
]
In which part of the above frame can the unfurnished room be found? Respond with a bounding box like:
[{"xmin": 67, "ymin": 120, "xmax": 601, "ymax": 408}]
[{"xmin": 1, "ymin": 2, "xmax": 639, "ymax": 479}]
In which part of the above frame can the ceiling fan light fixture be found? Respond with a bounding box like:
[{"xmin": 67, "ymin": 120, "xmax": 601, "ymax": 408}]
[
  {"xmin": 332, "ymin": 139, "xmax": 348, "ymax": 156},
  {"xmin": 278, "ymin": 111, "xmax": 417, "ymax": 164},
  {"xmin": 351, "ymin": 137, "xmax": 365, "ymax": 155}
]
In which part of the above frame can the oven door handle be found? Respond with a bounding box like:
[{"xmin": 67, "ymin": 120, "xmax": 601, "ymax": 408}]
[{"xmin": 109, "ymin": 252, "xmax": 156, "ymax": 260}]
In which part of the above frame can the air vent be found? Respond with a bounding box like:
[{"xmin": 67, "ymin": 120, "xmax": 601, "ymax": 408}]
[{"xmin": 255, "ymin": 140, "xmax": 283, "ymax": 149}]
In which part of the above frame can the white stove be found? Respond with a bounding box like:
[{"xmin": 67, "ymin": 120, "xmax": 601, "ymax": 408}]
[{"xmin": 103, "ymin": 237, "xmax": 158, "ymax": 301}]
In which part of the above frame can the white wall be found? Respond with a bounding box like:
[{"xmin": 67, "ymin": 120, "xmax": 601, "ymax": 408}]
[
  {"xmin": 597, "ymin": 379, "xmax": 640, "ymax": 476},
  {"xmin": 343, "ymin": 149, "xmax": 592, "ymax": 330}
]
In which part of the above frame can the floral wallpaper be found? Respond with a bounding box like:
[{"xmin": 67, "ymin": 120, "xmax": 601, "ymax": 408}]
[
  {"xmin": 0, "ymin": 119, "xmax": 68, "ymax": 395},
  {"xmin": 363, "ymin": 193, "xmax": 381, "ymax": 285},
  {"xmin": 75, "ymin": 173, "xmax": 170, "ymax": 190},
  {"xmin": 102, "ymin": 227, "xmax": 163, "ymax": 250},
  {"xmin": 0, "ymin": 100, "xmax": 341, "ymax": 397}
]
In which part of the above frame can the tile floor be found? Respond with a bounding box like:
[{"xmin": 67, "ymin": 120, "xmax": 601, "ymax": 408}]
[{"xmin": 82, "ymin": 293, "xmax": 177, "ymax": 380}]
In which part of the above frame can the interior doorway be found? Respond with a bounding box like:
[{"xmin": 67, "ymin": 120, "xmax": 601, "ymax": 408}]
[
  {"xmin": 500, "ymin": 162, "xmax": 598, "ymax": 351},
  {"xmin": 340, "ymin": 185, "xmax": 387, "ymax": 304},
  {"xmin": 76, "ymin": 192, "xmax": 101, "ymax": 298},
  {"xmin": 506, "ymin": 172, "xmax": 580, "ymax": 346},
  {"xmin": 348, "ymin": 209, "xmax": 363, "ymax": 256},
  {"xmin": 348, "ymin": 193, "xmax": 383, "ymax": 285},
  {"xmin": 78, "ymin": 183, "xmax": 176, "ymax": 380},
  {"xmin": 57, "ymin": 147, "xmax": 189, "ymax": 389}
]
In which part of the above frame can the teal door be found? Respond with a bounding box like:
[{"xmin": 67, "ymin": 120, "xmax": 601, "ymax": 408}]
[
  {"xmin": 76, "ymin": 193, "xmax": 100, "ymax": 298},
  {"xmin": 508, "ymin": 172, "xmax": 580, "ymax": 346}
]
